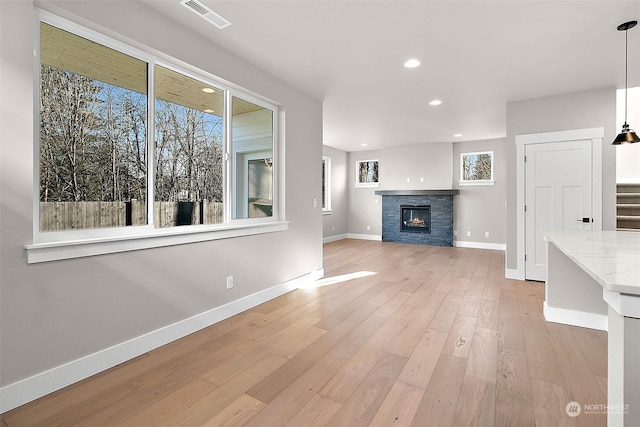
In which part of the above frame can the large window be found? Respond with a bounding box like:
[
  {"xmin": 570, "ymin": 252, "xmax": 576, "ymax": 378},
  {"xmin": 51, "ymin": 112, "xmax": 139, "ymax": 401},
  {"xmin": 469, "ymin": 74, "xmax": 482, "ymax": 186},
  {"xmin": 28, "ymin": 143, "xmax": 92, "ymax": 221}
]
[
  {"xmin": 39, "ymin": 22, "xmax": 148, "ymax": 231},
  {"xmin": 231, "ymin": 96, "xmax": 274, "ymax": 219},
  {"xmin": 154, "ymin": 65, "xmax": 224, "ymax": 227},
  {"xmin": 33, "ymin": 15, "xmax": 281, "ymax": 260}
]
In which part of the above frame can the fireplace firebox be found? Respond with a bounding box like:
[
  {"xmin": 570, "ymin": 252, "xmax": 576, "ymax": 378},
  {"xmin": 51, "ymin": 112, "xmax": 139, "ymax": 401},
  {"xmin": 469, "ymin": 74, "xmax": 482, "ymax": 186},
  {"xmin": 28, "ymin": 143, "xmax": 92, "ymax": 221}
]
[{"xmin": 401, "ymin": 205, "xmax": 431, "ymax": 233}]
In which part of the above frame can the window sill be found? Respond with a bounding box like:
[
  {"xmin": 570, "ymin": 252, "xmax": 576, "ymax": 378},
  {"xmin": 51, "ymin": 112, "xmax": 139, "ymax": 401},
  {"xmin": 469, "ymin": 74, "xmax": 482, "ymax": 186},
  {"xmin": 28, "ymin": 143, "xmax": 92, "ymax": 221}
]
[
  {"xmin": 459, "ymin": 180, "xmax": 495, "ymax": 186},
  {"xmin": 25, "ymin": 221, "xmax": 289, "ymax": 264}
]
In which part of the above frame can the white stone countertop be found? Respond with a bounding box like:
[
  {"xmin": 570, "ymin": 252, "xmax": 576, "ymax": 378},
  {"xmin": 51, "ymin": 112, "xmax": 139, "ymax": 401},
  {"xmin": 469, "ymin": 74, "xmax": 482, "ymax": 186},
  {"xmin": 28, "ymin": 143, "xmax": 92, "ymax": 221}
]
[{"xmin": 543, "ymin": 230, "xmax": 640, "ymax": 295}]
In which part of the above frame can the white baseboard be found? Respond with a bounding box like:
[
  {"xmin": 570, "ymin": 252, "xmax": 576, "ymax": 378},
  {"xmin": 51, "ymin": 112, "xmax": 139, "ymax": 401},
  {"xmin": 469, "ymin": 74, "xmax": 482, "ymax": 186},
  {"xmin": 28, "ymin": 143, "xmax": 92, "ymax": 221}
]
[
  {"xmin": 347, "ymin": 233, "xmax": 382, "ymax": 241},
  {"xmin": 453, "ymin": 240, "xmax": 506, "ymax": 251},
  {"xmin": 505, "ymin": 268, "xmax": 522, "ymax": 280},
  {"xmin": 0, "ymin": 269, "xmax": 324, "ymax": 413},
  {"xmin": 543, "ymin": 301, "xmax": 608, "ymax": 331},
  {"xmin": 323, "ymin": 233, "xmax": 348, "ymax": 244}
]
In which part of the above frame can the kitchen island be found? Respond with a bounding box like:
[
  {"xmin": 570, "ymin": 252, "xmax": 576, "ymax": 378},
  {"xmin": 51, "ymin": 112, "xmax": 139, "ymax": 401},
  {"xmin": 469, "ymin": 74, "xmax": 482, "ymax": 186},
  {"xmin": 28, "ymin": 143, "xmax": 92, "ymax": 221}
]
[{"xmin": 544, "ymin": 230, "xmax": 640, "ymax": 426}]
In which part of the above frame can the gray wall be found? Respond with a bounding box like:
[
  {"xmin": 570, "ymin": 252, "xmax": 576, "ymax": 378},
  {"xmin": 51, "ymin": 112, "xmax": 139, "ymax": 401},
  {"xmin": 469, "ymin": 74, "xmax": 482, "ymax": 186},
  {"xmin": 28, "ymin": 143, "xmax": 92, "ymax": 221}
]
[
  {"xmin": 327, "ymin": 90, "xmax": 615, "ymax": 271},
  {"xmin": 505, "ymin": 87, "xmax": 617, "ymax": 271},
  {"xmin": 452, "ymin": 138, "xmax": 507, "ymax": 246},
  {"xmin": 1, "ymin": 1, "xmax": 322, "ymax": 387},
  {"xmin": 341, "ymin": 140, "xmax": 507, "ymax": 247},
  {"xmin": 347, "ymin": 143, "xmax": 452, "ymax": 237},
  {"xmin": 322, "ymin": 145, "xmax": 348, "ymax": 240}
]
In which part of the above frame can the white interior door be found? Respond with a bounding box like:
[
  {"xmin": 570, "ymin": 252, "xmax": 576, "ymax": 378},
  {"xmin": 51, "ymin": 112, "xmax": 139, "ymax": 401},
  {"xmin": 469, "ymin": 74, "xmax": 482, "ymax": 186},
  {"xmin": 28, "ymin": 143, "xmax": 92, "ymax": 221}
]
[{"xmin": 525, "ymin": 139, "xmax": 593, "ymax": 281}]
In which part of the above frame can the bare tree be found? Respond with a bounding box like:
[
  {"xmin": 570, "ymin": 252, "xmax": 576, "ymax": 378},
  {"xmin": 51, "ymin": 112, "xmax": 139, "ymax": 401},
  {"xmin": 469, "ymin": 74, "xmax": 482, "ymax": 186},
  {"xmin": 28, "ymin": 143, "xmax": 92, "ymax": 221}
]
[
  {"xmin": 462, "ymin": 153, "xmax": 492, "ymax": 181},
  {"xmin": 40, "ymin": 65, "xmax": 148, "ymax": 204},
  {"xmin": 154, "ymin": 100, "xmax": 223, "ymax": 203},
  {"xmin": 40, "ymin": 64, "xmax": 224, "ymax": 229},
  {"xmin": 40, "ymin": 66, "xmax": 101, "ymax": 202}
]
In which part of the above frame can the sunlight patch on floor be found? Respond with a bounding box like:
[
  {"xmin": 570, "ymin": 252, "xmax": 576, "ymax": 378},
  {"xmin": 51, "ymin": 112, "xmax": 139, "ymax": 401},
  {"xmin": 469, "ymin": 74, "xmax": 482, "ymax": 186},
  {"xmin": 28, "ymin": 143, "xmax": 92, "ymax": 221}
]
[{"xmin": 300, "ymin": 271, "xmax": 378, "ymax": 289}]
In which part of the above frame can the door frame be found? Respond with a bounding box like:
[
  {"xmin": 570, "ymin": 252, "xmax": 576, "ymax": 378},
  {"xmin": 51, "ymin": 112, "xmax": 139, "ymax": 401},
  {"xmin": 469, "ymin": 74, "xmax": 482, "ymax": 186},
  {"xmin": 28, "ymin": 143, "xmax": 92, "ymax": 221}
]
[{"xmin": 515, "ymin": 127, "xmax": 603, "ymax": 281}]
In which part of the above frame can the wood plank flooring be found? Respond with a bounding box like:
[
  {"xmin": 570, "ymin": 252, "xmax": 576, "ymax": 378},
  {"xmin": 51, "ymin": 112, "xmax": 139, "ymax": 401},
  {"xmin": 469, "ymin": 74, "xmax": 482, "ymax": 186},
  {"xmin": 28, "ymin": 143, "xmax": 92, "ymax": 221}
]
[{"xmin": 1, "ymin": 239, "xmax": 608, "ymax": 426}]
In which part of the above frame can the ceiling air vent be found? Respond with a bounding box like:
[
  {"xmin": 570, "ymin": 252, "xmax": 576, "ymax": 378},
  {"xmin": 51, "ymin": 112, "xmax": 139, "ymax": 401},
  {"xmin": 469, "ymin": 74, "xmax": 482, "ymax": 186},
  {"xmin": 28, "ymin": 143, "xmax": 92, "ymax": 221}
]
[{"xmin": 180, "ymin": 0, "xmax": 232, "ymax": 29}]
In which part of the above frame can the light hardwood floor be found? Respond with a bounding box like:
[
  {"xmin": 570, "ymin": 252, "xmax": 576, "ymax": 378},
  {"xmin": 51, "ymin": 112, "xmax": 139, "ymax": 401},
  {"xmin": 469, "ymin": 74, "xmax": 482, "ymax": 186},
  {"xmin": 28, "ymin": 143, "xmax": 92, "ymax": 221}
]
[{"xmin": 1, "ymin": 239, "xmax": 608, "ymax": 426}]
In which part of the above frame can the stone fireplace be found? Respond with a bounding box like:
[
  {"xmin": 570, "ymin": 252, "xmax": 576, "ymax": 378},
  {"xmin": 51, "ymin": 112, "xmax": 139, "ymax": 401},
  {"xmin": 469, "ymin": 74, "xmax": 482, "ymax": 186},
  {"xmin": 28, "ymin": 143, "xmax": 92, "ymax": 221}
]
[{"xmin": 375, "ymin": 189, "xmax": 459, "ymax": 246}]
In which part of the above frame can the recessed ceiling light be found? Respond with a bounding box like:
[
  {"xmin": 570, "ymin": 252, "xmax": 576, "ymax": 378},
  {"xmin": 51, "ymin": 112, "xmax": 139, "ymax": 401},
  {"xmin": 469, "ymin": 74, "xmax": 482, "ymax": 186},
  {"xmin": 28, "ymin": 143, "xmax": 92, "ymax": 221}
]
[
  {"xmin": 361, "ymin": 143, "xmax": 368, "ymax": 147},
  {"xmin": 454, "ymin": 133, "xmax": 463, "ymax": 137},
  {"xmin": 429, "ymin": 100, "xmax": 442, "ymax": 106},
  {"xmin": 204, "ymin": 109, "xmax": 215, "ymax": 114},
  {"xmin": 403, "ymin": 59, "xmax": 421, "ymax": 69},
  {"xmin": 202, "ymin": 87, "xmax": 215, "ymax": 93}
]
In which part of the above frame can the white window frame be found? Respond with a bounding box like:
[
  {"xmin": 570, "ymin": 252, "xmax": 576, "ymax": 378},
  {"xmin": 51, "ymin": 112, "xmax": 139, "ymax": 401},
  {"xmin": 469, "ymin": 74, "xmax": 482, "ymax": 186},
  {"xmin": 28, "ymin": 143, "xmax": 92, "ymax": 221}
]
[
  {"xmin": 26, "ymin": 10, "xmax": 286, "ymax": 264},
  {"xmin": 459, "ymin": 151, "xmax": 495, "ymax": 186},
  {"xmin": 228, "ymin": 90, "xmax": 278, "ymax": 221},
  {"xmin": 322, "ymin": 156, "xmax": 332, "ymax": 214},
  {"xmin": 355, "ymin": 159, "xmax": 379, "ymax": 188}
]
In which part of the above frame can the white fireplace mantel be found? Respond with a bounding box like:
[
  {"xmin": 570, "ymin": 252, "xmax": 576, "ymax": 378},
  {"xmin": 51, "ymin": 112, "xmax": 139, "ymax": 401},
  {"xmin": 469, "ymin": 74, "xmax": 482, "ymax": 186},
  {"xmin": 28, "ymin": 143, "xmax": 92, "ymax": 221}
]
[{"xmin": 374, "ymin": 189, "xmax": 459, "ymax": 196}]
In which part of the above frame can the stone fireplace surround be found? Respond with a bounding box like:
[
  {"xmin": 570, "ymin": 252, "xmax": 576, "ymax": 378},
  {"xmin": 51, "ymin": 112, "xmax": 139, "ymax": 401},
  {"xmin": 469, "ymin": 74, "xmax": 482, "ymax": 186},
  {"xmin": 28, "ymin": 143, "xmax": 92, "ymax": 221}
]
[{"xmin": 375, "ymin": 189, "xmax": 459, "ymax": 247}]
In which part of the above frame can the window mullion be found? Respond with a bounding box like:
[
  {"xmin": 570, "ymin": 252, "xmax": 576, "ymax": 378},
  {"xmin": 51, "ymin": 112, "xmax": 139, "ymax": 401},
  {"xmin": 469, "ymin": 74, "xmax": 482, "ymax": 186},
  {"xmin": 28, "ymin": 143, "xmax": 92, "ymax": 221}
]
[
  {"xmin": 224, "ymin": 89, "xmax": 232, "ymax": 223},
  {"xmin": 147, "ymin": 62, "xmax": 156, "ymax": 227}
]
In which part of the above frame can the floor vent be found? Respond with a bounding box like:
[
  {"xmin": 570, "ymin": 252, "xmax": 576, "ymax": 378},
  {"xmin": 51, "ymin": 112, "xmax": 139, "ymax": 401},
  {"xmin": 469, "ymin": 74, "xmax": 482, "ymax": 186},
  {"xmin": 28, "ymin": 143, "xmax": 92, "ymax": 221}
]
[{"xmin": 180, "ymin": 0, "xmax": 232, "ymax": 29}]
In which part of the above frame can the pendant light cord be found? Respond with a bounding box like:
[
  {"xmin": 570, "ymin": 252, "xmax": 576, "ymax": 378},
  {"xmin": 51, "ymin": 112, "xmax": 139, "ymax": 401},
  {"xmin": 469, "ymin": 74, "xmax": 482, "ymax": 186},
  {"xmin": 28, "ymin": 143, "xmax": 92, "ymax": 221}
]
[{"xmin": 625, "ymin": 27, "xmax": 629, "ymax": 126}]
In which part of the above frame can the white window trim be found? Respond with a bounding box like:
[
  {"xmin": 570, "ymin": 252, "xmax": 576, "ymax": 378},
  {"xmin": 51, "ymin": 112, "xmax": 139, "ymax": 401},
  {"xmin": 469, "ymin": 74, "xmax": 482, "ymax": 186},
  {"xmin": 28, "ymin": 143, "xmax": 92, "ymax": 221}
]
[
  {"xmin": 28, "ymin": 10, "xmax": 286, "ymax": 263},
  {"xmin": 355, "ymin": 159, "xmax": 380, "ymax": 188},
  {"xmin": 459, "ymin": 180, "xmax": 495, "ymax": 186},
  {"xmin": 228, "ymin": 90, "xmax": 279, "ymax": 220},
  {"xmin": 459, "ymin": 151, "xmax": 494, "ymax": 186},
  {"xmin": 25, "ymin": 221, "xmax": 289, "ymax": 263},
  {"xmin": 322, "ymin": 156, "xmax": 332, "ymax": 213}
]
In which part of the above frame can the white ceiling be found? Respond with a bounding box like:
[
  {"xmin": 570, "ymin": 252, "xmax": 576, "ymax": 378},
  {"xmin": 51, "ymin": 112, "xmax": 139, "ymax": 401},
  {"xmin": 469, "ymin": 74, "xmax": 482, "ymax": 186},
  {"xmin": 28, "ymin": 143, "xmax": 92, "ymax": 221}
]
[{"xmin": 142, "ymin": 0, "xmax": 640, "ymax": 152}]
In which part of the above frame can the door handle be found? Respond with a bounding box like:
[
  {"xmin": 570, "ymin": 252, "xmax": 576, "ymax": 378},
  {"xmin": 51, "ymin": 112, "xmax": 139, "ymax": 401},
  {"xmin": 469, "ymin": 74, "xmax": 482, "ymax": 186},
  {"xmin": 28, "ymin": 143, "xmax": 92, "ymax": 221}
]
[{"xmin": 576, "ymin": 218, "xmax": 592, "ymax": 223}]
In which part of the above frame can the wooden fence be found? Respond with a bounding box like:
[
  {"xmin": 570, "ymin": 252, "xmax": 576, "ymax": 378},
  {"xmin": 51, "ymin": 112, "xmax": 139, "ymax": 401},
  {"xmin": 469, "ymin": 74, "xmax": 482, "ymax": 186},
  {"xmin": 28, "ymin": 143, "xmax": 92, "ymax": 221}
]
[
  {"xmin": 154, "ymin": 201, "xmax": 224, "ymax": 228},
  {"xmin": 40, "ymin": 201, "xmax": 224, "ymax": 231}
]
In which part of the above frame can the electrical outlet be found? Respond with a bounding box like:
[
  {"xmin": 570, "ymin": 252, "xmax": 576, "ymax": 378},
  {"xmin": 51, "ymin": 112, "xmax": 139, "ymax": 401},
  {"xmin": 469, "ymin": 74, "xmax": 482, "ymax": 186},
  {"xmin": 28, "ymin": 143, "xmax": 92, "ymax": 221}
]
[
  {"xmin": 226, "ymin": 276, "xmax": 234, "ymax": 290},
  {"xmin": 367, "ymin": 225, "xmax": 371, "ymax": 231},
  {"xmin": 466, "ymin": 231, "xmax": 471, "ymax": 237},
  {"xmin": 406, "ymin": 177, "xmax": 411, "ymax": 183},
  {"xmin": 312, "ymin": 198, "xmax": 317, "ymax": 208},
  {"xmin": 332, "ymin": 226, "xmax": 335, "ymax": 231},
  {"xmin": 485, "ymin": 231, "xmax": 490, "ymax": 238}
]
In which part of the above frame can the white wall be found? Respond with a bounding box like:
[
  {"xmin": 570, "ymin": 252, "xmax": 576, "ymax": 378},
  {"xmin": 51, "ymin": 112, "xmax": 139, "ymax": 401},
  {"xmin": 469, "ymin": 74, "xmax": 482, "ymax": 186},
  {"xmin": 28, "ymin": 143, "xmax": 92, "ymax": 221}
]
[
  {"xmin": 452, "ymin": 138, "xmax": 507, "ymax": 248},
  {"xmin": 347, "ymin": 143, "xmax": 453, "ymax": 238},
  {"xmin": 616, "ymin": 87, "xmax": 640, "ymax": 183},
  {"xmin": 506, "ymin": 87, "xmax": 617, "ymax": 272},
  {"xmin": 341, "ymin": 141, "xmax": 507, "ymax": 249},
  {"xmin": 0, "ymin": 0, "xmax": 323, "ymax": 408}
]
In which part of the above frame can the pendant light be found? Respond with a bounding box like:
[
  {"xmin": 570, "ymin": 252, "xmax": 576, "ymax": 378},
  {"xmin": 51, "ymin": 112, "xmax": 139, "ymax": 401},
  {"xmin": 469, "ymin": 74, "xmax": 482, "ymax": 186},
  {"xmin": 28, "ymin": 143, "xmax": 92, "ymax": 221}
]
[{"xmin": 613, "ymin": 20, "xmax": 640, "ymax": 145}]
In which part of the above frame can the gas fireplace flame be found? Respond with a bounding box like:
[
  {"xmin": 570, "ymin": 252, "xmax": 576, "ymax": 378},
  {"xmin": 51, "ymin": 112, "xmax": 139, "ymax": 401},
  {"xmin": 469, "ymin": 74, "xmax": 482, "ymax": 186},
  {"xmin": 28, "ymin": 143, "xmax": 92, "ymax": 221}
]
[{"xmin": 408, "ymin": 217, "xmax": 425, "ymax": 226}]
